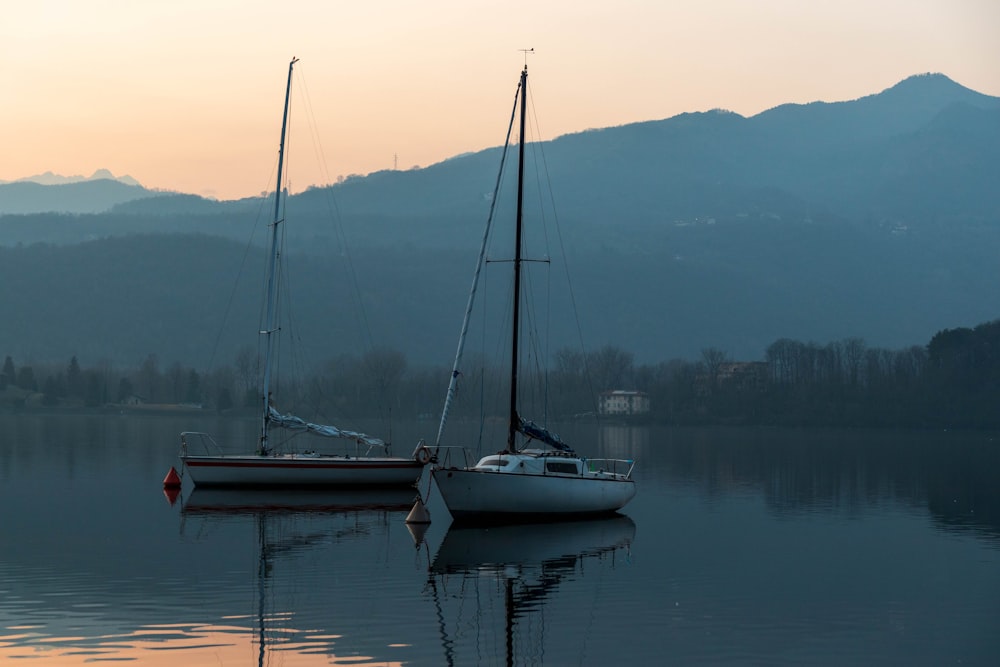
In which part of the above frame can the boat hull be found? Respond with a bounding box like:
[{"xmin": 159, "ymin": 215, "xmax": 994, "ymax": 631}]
[
  {"xmin": 431, "ymin": 467, "xmax": 636, "ymax": 522},
  {"xmin": 181, "ymin": 454, "xmax": 422, "ymax": 488}
]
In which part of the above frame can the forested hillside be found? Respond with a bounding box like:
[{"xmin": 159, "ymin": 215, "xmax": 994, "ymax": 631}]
[{"xmin": 1, "ymin": 73, "xmax": 997, "ymax": 368}]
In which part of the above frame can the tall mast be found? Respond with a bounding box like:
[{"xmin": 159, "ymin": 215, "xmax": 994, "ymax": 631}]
[
  {"xmin": 259, "ymin": 56, "xmax": 298, "ymax": 454},
  {"xmin": 507, "ymin": 65, "xmax": 528, "ymax": 452}
]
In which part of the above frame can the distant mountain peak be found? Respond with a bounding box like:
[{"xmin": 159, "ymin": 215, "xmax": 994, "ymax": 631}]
[
  {"xmin": 865, "ymin": 72, "xmax": 1000, "ymax": 116},
  {"xmin": 897, "ymin": 71, "xmax": 951, "ymax": 82},
  {"xmin": 3, "ymin": 169, "xmax": 142, "ymax": 188},
  {"xmin": 0, "ymin": 170, "xmax": 154, "ymax": 215},
  {"xmin": 875, "ymin": 72, "xmax": 976, "ymax": 99}
]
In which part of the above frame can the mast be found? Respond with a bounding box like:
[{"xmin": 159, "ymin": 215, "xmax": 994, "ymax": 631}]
[
  {"xmin": 259, "ymin": 56, "xmax": 298, "ymax": 455},
  {"xmin": 507, "ymin": 65, "xmax": 528, "ymax": 452}
]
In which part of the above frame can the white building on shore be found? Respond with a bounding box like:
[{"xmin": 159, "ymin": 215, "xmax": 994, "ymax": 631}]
[{"xmin": 598, "ymin": 390, "xmax": 650, "ymax": 416}]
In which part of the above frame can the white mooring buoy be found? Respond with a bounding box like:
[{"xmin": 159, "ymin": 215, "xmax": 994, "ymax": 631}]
[{"xmin": 405, "ymin": 497, "xmax": 431, "ymax": 524}]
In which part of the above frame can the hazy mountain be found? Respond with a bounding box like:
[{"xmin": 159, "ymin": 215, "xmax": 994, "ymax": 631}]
[
  {"xmin": 0, "ymin": 174, "xmax": 160, "ymax": 215},
  {"xmin": 2, "ymin": 168, "xmax": 142, "ymax": 187},
  {"xmin": 0, "ymin": 234, "xmax": 470, "ymax": 369},
  {"xmin": 1, "ymin": 73, "xmax": 998, "ymax": 366},
  {"xmin": 3, "ymin": 73, "xmax": 996, "ymax": 246}
]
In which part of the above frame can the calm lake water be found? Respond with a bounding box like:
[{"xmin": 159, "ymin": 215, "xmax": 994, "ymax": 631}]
[{"xmin": 1, "ymin": 413, "xmax": 998, "ymax": 666}]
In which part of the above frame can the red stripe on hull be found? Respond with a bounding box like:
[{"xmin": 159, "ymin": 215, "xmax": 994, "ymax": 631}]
[{"xmin": 185, "ymin": 461, "xmax": 421, "ymax": 470}]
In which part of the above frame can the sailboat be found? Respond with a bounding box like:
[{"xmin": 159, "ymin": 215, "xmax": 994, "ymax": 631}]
[
  {"xmin": 179, "ymin": 58, "xmax": 426, "ymax": 488},
  {"xmin": 428, "ymin": 65, "xmax": 636, "ymax": 521}
]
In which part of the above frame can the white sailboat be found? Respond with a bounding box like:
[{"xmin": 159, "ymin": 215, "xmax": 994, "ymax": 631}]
[
  {"xmin": 179, "ymin": 58, "xmax": 426, "ymax": 488},
  {"xmin": 428, "ymin": 64, "xmax": 636, "ymax": 521}
]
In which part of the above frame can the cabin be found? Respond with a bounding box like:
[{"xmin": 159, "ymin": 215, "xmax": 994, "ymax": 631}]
[{"xmin": 598, "ymin": 390, "xmax": 650, "ymax": 416}]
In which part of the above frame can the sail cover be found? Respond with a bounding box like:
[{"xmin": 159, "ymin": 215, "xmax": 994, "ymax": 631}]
[
  {"xmin": 268, "ymin": 406, "xmax": 385, "ymax": 446},
  {"xmin": 518, "ymin": 418, "xmax": 574, "ymax": 452}
]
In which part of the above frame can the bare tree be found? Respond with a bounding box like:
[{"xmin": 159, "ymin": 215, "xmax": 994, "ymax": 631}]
[
  {"xmin": 137, "ymin": 353, "xmax": 160, "ymax": 402},
  {"xmin": 234, "ymin": 344, "xmax": 257, "ymax": 399},
  {"xmin": 842, "ymin": 337, "xmax": 866, "ymax": 387},
  {"xmin": 700, "ymin": 347, "xmax": 729, "ymax": 393},
  {"xmin": 586, "ymin": 345, "xmax": 634, "ymax": 393},
  {"xmin": 363, "ymin": 347, "xmax": 408, "ymax": 416}
]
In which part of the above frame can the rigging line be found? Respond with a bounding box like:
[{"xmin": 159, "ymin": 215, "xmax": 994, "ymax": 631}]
[
  {"xmin": 310, "ymin": 139, "xmax": 389, "ymax": 427},
  {"xmin": 516, "ymin": 261, "xmax": 547, "ymax": 423},
  {"xmin": 294, "ymin": 72, "xmax": 382, "ymax": 422},
  {"xmin": 476, "ymin": 262, "xmax": 489, "ymax": 454},
  {"xmin": 256, "ymin": 181, "xmax": 282, "ymax": 418},
  {"xmin": 206, "ymin": 162, "xmax": 277, "ymax": 377},
  {"xmin": 276, "ymin": 223, "xmax": 309, "ymax": 418},
  {"xmin": 531, "ymin": 93, "xmax": 604, "ymax": 422},
  {"xmin": 526, "ymin": 87, "xmax": 554, "ymax": 259},
  {"xmin": 275, "ymin": 211, "xmax": 324, "ymax": 423},
  {"xmin": 491, "ymin": 263, "xmax": 516, "ymax": 396},
  {"xmin": 262, "ymin": 89, "xmax": 296, "ymax": 423},
  {"xmin": 270, "ymin": 212, "xmax": 294, "ymax": 446},
  {"xmin": 436, "ymin": 77, "xmax": 522, "ymax": 449},
  {"xmin": 295, "ymin": 64, "xmax": 334, "ymax": 187},
  {"xmin": 324, "ymin": 190, "xmax": 376, "ymax": 356},
  {"xmin": 281, "ymin": 74, "xmax": 324, "ymax": 422},
  {"xmin": 525, "ymin": 96, "xmax": 555, "ymax": 422},
  {"xmin": 519, "ymin": 240, "xmax": 554, "ymax": 423},
  {"xmin": 298, "ymin": 63, "xmax": 377, "ymax": 359},
  {"xmin": 543, "ymin": 241, "xmax": 552, "ymax": 421},
  {"xmin": 292, "ymin": 63, "xmax": 388, "ymax": 428},
  {"xmin": 519, "ymin": 263, "xmax": 542, "ymax": 414}
]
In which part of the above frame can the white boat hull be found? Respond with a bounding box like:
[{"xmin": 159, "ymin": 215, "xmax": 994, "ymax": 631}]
[
  {"xmin": 181, "ymin": 454, "xmax": 423, "ymax": 488},
  {"xmin": 432, "ymin": 467, "xmax": 636, "ymax": 521}
]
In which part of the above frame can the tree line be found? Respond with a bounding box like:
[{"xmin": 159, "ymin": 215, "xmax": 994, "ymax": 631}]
[{"xmin": 2, "ymin": 318, "xmax": 998, "ymax": 429}]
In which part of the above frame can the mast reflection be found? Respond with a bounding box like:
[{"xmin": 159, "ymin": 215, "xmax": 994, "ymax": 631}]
[{"xmin": 425, "ymin": 516, "xmax": 635, "ymax": 666}]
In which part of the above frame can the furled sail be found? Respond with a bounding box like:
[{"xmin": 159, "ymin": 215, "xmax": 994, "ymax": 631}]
[
  {"xmin": 518, "ymin": 417, "xmax": 573, "ymax": 452},
  {"xmin": 267, "ymin": 406, "xmax": 385, "ymax": 446}
]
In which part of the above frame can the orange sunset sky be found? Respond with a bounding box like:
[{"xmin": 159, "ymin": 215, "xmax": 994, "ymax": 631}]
[{"xmin": 2, "ymin": 0, "xmax": 998, "ymax": 200}]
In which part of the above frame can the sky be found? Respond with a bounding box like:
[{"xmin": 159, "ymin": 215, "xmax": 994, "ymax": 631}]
[{"xmin": 2, "ymin": 0, "xmax": 998, "ymax": 200}]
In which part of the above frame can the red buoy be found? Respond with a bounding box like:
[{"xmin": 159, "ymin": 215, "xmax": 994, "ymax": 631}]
[
  {"xmin": 163, "ymin": 466, "xmax": 182, "ymax": 489},
  {"xmin": 163, "ymin": 486, "xmax": 180, "ymax": 506}
]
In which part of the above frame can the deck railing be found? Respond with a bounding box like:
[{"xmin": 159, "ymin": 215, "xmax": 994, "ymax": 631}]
[
  {"xmin": 584, "ymin": 458, "xmax": 636, "ymax": 479},
  {"xmin": 431, "ymin": 445, "xmax": 477, "ymax": 469},
  {"xmin": 179, "ymin": 431, "xmax": 224, "ymax": 456}
]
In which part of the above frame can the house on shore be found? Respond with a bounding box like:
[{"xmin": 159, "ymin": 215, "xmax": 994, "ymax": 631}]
[{"xmin": 598, "ymin": 390, "xmax": 650, "ymax": 416}]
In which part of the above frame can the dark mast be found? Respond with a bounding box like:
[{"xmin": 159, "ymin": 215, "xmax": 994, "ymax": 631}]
[{"xmin": 507, "ymin": 65, "xmax": 528, "ymax": 452}]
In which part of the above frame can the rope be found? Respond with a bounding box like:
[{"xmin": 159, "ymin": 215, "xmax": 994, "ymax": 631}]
[
  {"xmin": 530, "ymin": 89, "xmax": 605, "ymax": 423},
  {"xmin": 435, "ymin": 77, "xmax": 522, "ymax": 450},
  {"xmin": 205, "ymin": 165, "xmax": 275, "ymax": 377}
]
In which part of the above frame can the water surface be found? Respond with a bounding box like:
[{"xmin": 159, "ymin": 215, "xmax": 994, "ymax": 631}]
[{"xmin": 1, "ymin": 414, "xmax": 997, "ymax": 665}]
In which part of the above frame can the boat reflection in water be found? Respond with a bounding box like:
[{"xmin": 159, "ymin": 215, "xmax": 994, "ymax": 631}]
[
  {"xmin": 423, "ymin": 516, "xmax": 635, "ymax": 666},
  {"xmin": 180, "ymin": 487, "xmax": 417, "ymax": 667},
  {"xmin": 181, "ymin": 487, "xmax": 416, "ymax": 516}
]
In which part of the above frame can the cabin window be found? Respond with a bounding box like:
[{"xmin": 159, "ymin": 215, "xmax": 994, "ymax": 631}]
[
  {"xmin": 478, "ymin": 457, "xmax": 509, "ymax": 468},
  {"xmin": 545, "ymin": 461, "xmax": 579, "ymax": 474}
]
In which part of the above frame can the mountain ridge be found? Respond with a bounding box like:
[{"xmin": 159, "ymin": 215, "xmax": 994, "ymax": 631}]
[
  {"xmin": 0, "ymin": 168, "xmax": 142, "ymax": 187},
  {"xmin": 3, "ymin": 72, "xmax": 996, "ymax": 219},
  {"xmin": 1, "ymin": 72, "xmax": 998, "ymax": 367}
]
